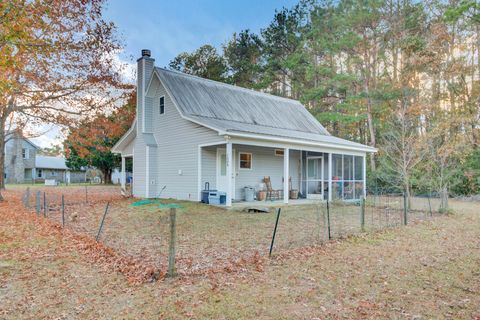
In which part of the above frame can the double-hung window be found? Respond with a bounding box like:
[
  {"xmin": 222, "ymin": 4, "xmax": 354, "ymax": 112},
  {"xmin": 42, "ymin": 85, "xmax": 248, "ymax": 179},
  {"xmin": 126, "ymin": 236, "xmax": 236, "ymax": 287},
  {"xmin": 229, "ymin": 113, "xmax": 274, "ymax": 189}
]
[
  {"xmin": 159, "ymin": 96, "xmax": 165, "ymax": 114},
  {"xmin": 239, "ymin": 152, "xmax": 252, "ymax": 170}
]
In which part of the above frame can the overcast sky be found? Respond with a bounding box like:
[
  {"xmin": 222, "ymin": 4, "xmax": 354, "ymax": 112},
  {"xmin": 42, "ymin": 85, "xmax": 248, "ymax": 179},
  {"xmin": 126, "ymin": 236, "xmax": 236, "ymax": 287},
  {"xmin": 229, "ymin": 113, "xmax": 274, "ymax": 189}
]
[{"xmin": 31, "ymin": 0, "xmax": 298, "ymax": 148}]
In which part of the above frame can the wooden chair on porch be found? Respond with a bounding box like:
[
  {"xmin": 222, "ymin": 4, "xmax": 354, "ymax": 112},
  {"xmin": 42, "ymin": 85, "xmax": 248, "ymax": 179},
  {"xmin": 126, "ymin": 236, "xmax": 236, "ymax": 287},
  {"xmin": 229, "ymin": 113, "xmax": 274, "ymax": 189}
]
[{"xmin": 263, "ymin": 176, "xmax": 281, "ymax": 201}]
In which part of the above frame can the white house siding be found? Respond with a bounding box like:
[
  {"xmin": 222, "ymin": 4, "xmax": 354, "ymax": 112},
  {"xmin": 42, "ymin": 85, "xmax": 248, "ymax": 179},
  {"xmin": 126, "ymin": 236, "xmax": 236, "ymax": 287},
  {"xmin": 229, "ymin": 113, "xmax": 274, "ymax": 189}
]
[
  {"xmin": 133, "ymin": 135, "xmax": 147, "ymax": 196},
  {"xmin": 198, "ymin": 145, "xmax": 301, "ymax": 200},
  {"xmin": 144, "ymin": 96, "xmax": 154, "ymax": 133},
  {"xmin": 201, "ymin": 146, "xmax": 217, "ymax": 191},
  {"xmin": 146, "ymin": 75, "xmax": 224, "ymax": 200},
  {"xmin": 232, "ymin": 145, "xmax": 300, "ymax": 200},
  {"xmin": 123, "ymin": 138, "xmax": 134, "ymax": 155}
]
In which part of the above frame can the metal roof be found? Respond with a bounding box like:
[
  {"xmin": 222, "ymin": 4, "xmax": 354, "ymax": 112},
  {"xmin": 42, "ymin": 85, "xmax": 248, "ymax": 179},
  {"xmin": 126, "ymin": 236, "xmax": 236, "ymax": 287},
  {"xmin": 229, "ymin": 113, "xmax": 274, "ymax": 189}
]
[
  {"xmin": 155, "ymin": 68, "xmax": 375, "ymax": 152},
  {"xmin": 156, "ymin": 68, "xmax": 330, "ymax": 135},
  {"xmin": 35, "ymin": 156, "xmax": 69, "ymax": 170}
]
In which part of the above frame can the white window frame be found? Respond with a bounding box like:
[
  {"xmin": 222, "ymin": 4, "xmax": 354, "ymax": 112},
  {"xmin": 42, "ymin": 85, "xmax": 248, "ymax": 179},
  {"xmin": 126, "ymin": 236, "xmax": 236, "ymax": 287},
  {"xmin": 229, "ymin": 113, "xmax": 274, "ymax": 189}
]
[
  {"xmin": 51, "ymin": 170, "xmax": 57, "ymax": 177},
  {"xmin": 22, "ymin": 148, "xmax": 29, "ymax": 159},
  {"xmin": 159, "ymin": 95, "xmax": 165, "ymax": 114},
  {"xmin": 37, "ymin": 169, "xmax": 43, "ymax": 178},
  {"xmin": 274, "ymin": 149, "xmax": 284, "ymax": 157},
  {"xmin": 238, "ymin": 152, "xmax": 253, "ymax": 170}
]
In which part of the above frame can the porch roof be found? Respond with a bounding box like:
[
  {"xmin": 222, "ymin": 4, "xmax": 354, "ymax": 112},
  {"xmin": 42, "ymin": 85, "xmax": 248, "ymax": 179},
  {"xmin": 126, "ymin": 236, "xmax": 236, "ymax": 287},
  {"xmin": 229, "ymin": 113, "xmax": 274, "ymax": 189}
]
[{"xmin": 189, "ymin": 115, "xmax": 376, "ymax": 152}]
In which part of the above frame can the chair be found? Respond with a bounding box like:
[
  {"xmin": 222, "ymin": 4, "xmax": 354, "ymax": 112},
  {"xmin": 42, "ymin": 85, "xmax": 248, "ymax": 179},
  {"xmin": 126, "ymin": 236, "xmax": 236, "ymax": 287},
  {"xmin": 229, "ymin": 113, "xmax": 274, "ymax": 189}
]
[{"xmin": 263, "ymin": 176, "xmax": 281, "ymax": 201}]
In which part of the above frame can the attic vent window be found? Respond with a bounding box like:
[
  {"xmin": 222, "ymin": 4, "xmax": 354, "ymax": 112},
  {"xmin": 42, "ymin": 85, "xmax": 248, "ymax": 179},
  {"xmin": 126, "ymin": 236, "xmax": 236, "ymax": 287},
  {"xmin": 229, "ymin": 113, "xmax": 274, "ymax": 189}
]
[
  {"xmin": 274, "ymin": 149, "xmax": 284, "ymax": 157},
  {"xmin": 159, "ymin": 96, "xmax": 165, "ymax": 114}
]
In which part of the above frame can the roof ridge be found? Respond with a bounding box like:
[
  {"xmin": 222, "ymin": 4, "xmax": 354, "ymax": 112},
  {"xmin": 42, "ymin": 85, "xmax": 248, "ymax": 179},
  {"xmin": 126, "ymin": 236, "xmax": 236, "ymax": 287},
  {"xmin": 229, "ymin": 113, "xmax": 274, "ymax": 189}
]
[{"xmin": 155, "ymin": 67, "xmax": 303, "ymax": 105}]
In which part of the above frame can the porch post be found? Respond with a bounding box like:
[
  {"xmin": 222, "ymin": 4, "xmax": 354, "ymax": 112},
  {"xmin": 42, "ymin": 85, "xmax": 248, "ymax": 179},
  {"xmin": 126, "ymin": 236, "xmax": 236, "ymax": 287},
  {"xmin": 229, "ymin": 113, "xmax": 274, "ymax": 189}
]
[
  {"xmin": 226, "ymin": 141, "xmax": 233, "ymax": 207},
  {"xmin": 283, "ymin": 148, "xmax": 289, "ymax": 204},
  {"xmin": 197, "ymin": 146, "xmax": 202, "ymax": 201},
  {"xmin": 328, "ymin": 153, "xmax": 332, "ymax": 201},
  {"xmin": 121, "ymin": 156, "xmax": 126, "ymax": 190},
  {"xmin": 363, "ymin": 154, "xmax": 367, "ymax": 198}
]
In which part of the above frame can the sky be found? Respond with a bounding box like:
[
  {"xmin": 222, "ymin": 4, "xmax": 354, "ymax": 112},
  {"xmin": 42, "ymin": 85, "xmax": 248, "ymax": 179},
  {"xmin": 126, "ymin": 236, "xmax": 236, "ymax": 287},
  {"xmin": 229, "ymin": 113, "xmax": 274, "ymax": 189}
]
[
  {"xmin": 104, "ymin": 0, "xmax": 298, "ymax": 70},
  {"xmin": 31, "ymin": 0, "xmax": 298, "ymax": 148}
]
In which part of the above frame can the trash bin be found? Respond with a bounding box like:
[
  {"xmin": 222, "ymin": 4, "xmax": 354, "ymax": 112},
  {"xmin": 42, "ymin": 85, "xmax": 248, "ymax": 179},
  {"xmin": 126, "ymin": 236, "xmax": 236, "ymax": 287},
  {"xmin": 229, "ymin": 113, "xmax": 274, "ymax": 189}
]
[
  {"xmin": 201, "ymin": 182, "xmax": 217, "ymax": 203},
  {"xmin": 244, "ymin": 186, "xmax": 255, "ymax": 202}
]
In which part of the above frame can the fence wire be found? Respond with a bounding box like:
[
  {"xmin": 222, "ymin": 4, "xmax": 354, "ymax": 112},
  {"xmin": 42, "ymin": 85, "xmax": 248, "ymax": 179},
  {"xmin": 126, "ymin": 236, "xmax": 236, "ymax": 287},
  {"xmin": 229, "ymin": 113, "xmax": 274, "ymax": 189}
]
[{"xmin": 19, "ymin": 186, "xmax": 446, "ymax": 277}]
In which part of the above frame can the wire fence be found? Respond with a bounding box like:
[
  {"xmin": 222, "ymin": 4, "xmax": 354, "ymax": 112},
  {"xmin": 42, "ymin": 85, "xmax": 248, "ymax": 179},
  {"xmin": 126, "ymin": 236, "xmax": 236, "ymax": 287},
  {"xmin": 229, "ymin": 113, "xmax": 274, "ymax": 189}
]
[{"xmin": 19, "ymin": 186, "xmax": 446, "ymax": 278}]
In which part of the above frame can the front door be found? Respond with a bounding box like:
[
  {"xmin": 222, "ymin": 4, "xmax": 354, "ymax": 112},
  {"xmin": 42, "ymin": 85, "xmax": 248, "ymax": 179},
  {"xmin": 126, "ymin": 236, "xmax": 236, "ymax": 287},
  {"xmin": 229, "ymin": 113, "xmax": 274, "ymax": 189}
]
[
  {"xmin": 216, "ymin": 148, "xmax": 236, "ymax": 199},
  {"xmin": 306, "ymin": 156, "xmax": 324, "ymax": 199}
]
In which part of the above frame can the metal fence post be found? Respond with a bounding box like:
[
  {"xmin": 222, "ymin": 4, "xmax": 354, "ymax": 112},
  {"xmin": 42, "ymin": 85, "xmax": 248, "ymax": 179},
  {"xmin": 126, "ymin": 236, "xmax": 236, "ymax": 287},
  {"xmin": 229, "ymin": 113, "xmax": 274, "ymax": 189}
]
[
  {"xmin": 326, "ymin": 200, "xmax": 331, "ymax": 240},
  {"xmin": 95, "ymin": 202, "xmax": 110, "ymax": 242},
  {"xmin": 35, "ymin": 191, "xmax": 41, "ymax": 215},
  {"xmin": 167, "ymin": 207, "xmax": 177, "ymax": 277},
  {"xmin": 360, "ymin": 196, "xmax": 365, "ymax": 232},
  {"xmin": 85, "ymin": 185, "xmax": 88, "ymax": 204},
  {"xmin": 403, "ymin": 192, "xmax": 407, "ymax": 225},
  {"xmin": 269, "ymin": 208, "xmax": 282, "ymax": 257}
]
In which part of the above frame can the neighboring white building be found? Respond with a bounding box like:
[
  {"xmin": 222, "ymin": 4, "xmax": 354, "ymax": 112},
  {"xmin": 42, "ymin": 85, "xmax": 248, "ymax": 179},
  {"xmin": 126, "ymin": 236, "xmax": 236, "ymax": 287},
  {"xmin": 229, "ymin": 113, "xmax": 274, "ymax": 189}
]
[
  {"xmin": 112, "ymin": 50, "xmax": 376, "ymax": 206},
  {"xmin": 111, "ymin": 168, "xmax": 132, "ymax": 185}
]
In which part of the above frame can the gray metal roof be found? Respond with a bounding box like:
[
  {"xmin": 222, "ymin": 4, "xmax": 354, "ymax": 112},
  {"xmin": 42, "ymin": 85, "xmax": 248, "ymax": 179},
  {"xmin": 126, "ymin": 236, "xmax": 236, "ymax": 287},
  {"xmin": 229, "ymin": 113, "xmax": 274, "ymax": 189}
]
[
  {"xmin": 156, "ymin": 68, "xmax": 376, "ymax": 152},
  {"xmin": 35, "ymin": 156, "xmax": 69, "ymax": 170},
  {"xmin": 156, "ymin": 68, "xmax": 330, "ymax": 135}
]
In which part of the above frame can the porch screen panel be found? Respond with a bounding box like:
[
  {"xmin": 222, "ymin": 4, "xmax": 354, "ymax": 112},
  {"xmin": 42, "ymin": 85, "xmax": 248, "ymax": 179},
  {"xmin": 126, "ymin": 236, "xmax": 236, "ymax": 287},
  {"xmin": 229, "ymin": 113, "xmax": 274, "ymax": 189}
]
[
  {"xmin": 331, "ymin": 154, "xmax": 364, "ymax": 200},
  {"xmin": 332, "ymin": 154, "xmax": 343, "ymax": 200},
  {"xmin": 354, "ymin": 156, "xmax": 364, "ymax": 199},
  {"xmin": 343, "ymin": 155, "xmax": 354, "ymax": 200}
]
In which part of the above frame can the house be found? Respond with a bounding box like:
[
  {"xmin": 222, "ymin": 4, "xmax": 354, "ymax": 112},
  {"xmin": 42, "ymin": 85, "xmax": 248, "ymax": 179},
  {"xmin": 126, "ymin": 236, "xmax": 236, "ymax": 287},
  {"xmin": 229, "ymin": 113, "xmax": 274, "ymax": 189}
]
[
  {"xmin": 111, "ymin": 168, "xmax": 132, "ymax": 185},
  {"xmin": 4, "ymin": 131, "xmax": 39, "ymax": 183},
  {"xmin": 112, "ymin": 50, "xmax": 377, "ymax": 206},
  {"xmin": 34, "ymin": 156, "xmax": 86, "ymax": 184},
  {"xmin": 4, "ymin": 132, "xmax": 86, "ymax": 184}
]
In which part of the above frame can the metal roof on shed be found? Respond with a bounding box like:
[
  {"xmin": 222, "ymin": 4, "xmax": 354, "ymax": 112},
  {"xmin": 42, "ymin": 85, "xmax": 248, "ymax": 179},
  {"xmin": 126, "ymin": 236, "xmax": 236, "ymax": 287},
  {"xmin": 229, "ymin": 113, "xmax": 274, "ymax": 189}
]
[{"xmin": 35, "ymin": 156, "xmax": 69, "ymax": 170}]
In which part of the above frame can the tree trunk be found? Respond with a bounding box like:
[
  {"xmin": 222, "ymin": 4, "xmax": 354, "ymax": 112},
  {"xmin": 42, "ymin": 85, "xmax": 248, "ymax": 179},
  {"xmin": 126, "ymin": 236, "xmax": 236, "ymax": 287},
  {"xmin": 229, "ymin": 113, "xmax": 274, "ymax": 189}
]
[
  {"xmin": 440, "ymin": 186, "xmax": 449, "ymax": 213},
  {"xmin": 102, "ymin": 168, "xmax": 112, "ymax": 184},
  {"xmin": 0, "ymin": 119, "xmax": 6, "ymax": 201}
]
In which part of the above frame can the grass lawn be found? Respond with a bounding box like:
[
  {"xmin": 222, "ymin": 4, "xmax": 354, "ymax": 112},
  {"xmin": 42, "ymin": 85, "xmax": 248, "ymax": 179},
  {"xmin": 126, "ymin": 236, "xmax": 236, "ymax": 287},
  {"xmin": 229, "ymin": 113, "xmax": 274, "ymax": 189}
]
[
  {"xmin": 1, "ymin": 187, "xmax": 479, "ymax": 319},
  {"xmin": 8, "ymin": 184, "xmax": 440, "ymax": 276}
]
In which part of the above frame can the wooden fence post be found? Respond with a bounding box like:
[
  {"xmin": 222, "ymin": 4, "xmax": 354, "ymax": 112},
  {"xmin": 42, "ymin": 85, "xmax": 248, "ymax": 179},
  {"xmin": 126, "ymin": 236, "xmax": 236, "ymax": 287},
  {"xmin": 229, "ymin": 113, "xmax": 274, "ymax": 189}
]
[
  {"xmin": 61, "ymin": 194, "xmax": 65, "ymax": 227},
  {"xmin": 43, "ymin": 192, "xmax": 47, "ymax": 217},
  {"xmin": 167, "ymin": 208, "xmax": 177, "ymax": 277},
  {"xmin": 403, "ymin": 192, "xmax": 408, "ymax": 225},
  {"xmin": 25, "ymin": 187, "xmax": 30, "ymax": 208},
  {"xmin": 36, "ymin": 191, "xmax": 41, "ymax": 215},
  {"xmin": 85, "ymin": 186, "xmax": 88, "ymax": 204}
]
